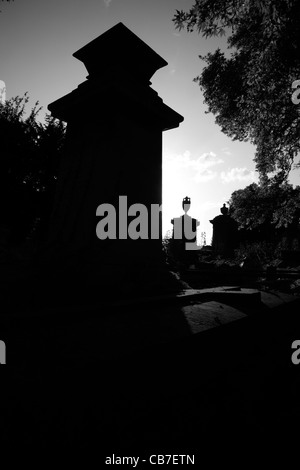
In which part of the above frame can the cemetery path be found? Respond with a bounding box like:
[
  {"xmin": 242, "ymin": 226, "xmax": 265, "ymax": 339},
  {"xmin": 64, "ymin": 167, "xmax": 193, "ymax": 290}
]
[{"xmin": 1, "ymin": 288, "xmax": 300, "ymax": 455}]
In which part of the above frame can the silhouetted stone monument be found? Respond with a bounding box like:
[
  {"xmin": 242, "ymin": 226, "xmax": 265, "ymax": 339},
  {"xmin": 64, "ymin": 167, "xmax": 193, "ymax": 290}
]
[
  {"xmin": 171, "ymin": 197, "xmax": 200, "ymax": 265},
  {"xmin": 45, "ymin": 23, "xmax": 184, "ymax": 299},
  {"xmin": 210, "ymin": 204, "xmax": 238, "ymax": 256}
]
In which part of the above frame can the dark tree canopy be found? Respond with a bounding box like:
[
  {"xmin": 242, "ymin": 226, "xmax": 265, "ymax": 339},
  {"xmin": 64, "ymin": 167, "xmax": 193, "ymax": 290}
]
[
  {"xmin": 229, "ymin": 181, "xmax": 300, "ymax": 231},
  {"xmin": 0, "ymin": 0, "xmax": 13, "ymax": 9},
  {"xmin": 0, "ymin": 93, "xmax": 65, "ymax": 191},
  {"xmin": 0, "ymin": 93, "xmax": 66, "ymax": 242},
  {"xmin": 174, "ymin": 0, "xmax": 300, "ymax": 183}
]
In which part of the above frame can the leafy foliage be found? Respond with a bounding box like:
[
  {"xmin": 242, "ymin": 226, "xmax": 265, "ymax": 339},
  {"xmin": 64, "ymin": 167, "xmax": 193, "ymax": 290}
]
[
  {"xmin": 173, "ymin": 0, "xmax": 300, "ymax": 182},
  {"xmin": 0, "ymin": 0, "xmax": 13, "ymax": 11},
  {"xmin": 234, "ymin": 240, "xmax": 278, "ymax": 265},
  {"xmin": 0, "ymin": 93, "xmax": 66, "ymax": 241},
  {"xmin": 229, "ymin": 181, "xmax": 300, "ymax": 230}
]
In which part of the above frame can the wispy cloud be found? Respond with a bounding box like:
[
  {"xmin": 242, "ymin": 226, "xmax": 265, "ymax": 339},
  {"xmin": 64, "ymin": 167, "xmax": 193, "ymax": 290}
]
[
  {"xmin": 194, "ymin": 170, "xmax": 217, "ymax": 182},
  {"xmin": 165, "ymin": 151, "xmax": 223, "ymax": 184},
  {"xmin": 199, "ymin": 201, "xmax": 224, "ymax": 212},
  {"xmin": 221, "ymin": 167, "xmax": 258, "ymax": 183},
  {"xmin": 0, "ymin": 80, "xmax": 6, "ymax": 104},
  {"xmin": 222, "ymin": 147, "xmax": 232, "ymax": 156},
  {"xmin": 103, "ymin": 0, "xmax": 112, "ymax": 7}
]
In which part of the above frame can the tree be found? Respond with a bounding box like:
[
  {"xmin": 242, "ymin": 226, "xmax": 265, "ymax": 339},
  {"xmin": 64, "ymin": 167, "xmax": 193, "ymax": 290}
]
[
  {"xmin": 0, "ymin": 93, "xmax": 66, "ymax": 242},
  {"xmin": 0, "ymin": 1, "xmax": 14, "ymax": 3},
  {"xmin": 173, "ymin": 0, "xmax": 300, "ymax": 183},
  {"xmin": 0, "ymin": 0, "xmax": 14, "ymax": 11},
  {"xmin": 229, "ymin": 181, "xmax": 300, "ymax": 232}
]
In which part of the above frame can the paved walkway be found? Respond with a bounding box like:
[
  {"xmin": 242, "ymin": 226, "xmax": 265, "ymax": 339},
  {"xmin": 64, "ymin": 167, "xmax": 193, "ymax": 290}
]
[{"xmin": 1, "ymin": 287, "xmax": 300, "ymax": 455}]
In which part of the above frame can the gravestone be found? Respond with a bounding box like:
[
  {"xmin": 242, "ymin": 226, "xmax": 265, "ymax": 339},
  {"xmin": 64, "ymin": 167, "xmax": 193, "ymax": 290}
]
[
  {"xmin": 44, "ymin": 23, "xmax": 184, "ymax": 300},
  {"xmin": 210, "ymin": 204, "xmax": 238, "ymax": 256},
  {"xmin": 171, "ymin": 197, "xmax": 200, "ymax": 265}
]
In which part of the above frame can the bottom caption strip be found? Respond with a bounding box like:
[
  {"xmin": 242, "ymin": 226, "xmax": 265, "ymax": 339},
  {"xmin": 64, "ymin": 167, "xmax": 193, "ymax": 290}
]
[{"xmin": 105, "ymin": 455, "xmax": 195, "ymax": 466}]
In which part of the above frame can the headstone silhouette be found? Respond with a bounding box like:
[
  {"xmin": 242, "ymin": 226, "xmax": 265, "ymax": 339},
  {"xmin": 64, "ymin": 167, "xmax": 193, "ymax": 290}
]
[
  {"xmin": 171, "ymin": 197, "xmax": 200, "ymax": 265},
  {"xmin": 45, "ymin": 23, "xmax": 184, "ymax": 300},
  {"xmin": 210, "ymin": 204, "xmax": 238, "ymax": 256}
]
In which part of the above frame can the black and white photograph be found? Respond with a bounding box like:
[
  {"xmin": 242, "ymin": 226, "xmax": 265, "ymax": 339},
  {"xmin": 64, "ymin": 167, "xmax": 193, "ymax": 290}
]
[{"xmin": 1, "ymin": 0, "xmax": 300, "ymax": 462}]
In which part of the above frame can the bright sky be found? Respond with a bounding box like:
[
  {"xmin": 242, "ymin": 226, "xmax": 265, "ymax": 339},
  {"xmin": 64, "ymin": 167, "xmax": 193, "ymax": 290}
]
[{"xmin": 1, "ymin": 0, "xmax": 298, "ymax": 243}]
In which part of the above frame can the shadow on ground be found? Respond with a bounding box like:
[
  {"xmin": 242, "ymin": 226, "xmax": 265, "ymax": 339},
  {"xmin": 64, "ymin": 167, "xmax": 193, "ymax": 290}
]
[{"xmin": 1, "ymin": 294, "xmax": 300, "ymax": 458}]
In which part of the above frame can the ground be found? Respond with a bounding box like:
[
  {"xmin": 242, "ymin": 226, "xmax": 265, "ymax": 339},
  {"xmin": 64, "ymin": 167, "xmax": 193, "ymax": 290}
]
[{"xmin": 1, "ymin": 241, "xmax": 300, "ymax": 459}]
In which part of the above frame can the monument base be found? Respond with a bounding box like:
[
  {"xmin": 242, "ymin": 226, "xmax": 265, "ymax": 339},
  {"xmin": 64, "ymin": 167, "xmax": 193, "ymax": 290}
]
[{"xmin": 34, "ymin": 243, "xmax": 188, "ymax": 308}]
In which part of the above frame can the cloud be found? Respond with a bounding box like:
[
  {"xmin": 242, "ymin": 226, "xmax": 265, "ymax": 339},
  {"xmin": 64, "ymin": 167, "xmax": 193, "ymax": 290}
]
[
  {"xmin": 199, "ymin": 201, "xmax": 224, "ymax": 212},
  {"xmin": 221, "ymin": 167, "xmax": 258, "ymax": 183},
  {"xmin": 222, "ymin": 147, "xmax": 232, "ymax": 156},
  {"xmin": 0, "ymin": 80, "xmax": 6, "ymax": 104},
  {"xmin": 103, "ymin": 0, "xmax": 112, "ymax": 7},
  {"xmin": 194, "ymin": 170, "xmax": 217, "ymax": 183},
  {"xmin": 165, "ymin": 151, "xmax": 223, "ymax": 183}
]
